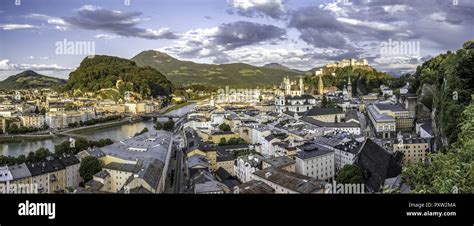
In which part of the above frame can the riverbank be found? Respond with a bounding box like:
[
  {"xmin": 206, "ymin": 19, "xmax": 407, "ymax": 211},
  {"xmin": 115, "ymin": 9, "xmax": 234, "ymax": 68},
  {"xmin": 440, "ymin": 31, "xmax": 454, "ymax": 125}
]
[
  {"xmin": 61, "ymin": 118, "xmax": 142, "ymax": 135},
  {"xmin": 0, "ymin": 134, "xmax": 54, "ymax": 144},
  {"xmin": 162, "ymin": 95, "xmax": 209, "ymax": 114},
  {"xmin": 162, "ymin": 102, "xmax": 195, "ymax": 114}
]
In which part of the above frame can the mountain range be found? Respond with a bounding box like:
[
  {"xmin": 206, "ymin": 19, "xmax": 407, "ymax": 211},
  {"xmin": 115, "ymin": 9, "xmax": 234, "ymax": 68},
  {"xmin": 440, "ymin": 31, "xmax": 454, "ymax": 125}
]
[
  {"xmin": 0, "ymin": 70, "xmax": 67, "ymax": 90},
  {"xmin": 131, "ymin": 50, "xmax": 302, "ymax": 88}
]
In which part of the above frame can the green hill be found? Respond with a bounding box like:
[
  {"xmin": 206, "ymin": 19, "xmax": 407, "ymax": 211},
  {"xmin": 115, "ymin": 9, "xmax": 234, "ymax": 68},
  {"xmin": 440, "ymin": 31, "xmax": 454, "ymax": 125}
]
[
  {"xmin": 131, "ymin": 50, "xmax": 301, "ymax": 88},
  {"xmin": 0, "ymin": 70, "xmax": 67, "ymax": 90},
  {"xmin": 411, "ymin": 40, "xmax": 474, "ymax": 146},
  {"xmin": 303, "ymin": 64, "xmax": 396, "ymax": 95},
  {"xmin": 63, "ymin": 55, "xmax": 174, "ymax": 100}
]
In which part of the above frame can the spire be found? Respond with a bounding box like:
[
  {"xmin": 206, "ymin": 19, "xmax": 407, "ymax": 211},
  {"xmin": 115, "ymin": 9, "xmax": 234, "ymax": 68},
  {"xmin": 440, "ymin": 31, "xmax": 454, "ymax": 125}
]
[{"xmin": 318, "ymin": 74, "xmax": 324, "ymax": 95}]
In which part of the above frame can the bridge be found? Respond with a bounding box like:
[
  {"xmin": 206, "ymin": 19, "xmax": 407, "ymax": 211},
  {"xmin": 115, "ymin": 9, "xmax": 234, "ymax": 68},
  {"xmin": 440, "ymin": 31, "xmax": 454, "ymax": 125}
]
[{"xmin": 140, "ymin": 113, "xmax": 188, "ymax": 120}]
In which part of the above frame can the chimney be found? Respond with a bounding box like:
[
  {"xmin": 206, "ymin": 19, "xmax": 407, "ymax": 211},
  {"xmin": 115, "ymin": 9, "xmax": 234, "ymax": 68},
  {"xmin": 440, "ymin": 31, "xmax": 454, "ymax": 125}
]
[{"xmin": 265, "ymin": 172, "xmax": 272, "ymax": 178}]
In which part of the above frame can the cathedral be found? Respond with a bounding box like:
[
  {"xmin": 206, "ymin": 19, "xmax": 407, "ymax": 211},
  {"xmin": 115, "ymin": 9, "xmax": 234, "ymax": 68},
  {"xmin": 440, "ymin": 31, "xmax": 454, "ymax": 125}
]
[
  {"xmin": 280, "ymin": 76, "xmax": 304, "ymax": 97},
  {"xmin": 275, "ymin": 76, "xmax": 317, "ymax": 113}
]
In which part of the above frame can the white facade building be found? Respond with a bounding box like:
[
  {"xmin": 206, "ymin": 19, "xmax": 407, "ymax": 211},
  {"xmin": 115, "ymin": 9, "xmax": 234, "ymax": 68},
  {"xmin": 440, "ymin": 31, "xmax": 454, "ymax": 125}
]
[{"xmin": 295, "ymin": 143, "xmax": 335, "ymax": 182}]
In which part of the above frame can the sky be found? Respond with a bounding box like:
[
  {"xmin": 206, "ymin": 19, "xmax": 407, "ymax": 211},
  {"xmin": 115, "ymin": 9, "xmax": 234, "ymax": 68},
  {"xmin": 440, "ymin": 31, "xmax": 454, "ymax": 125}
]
[{"xmin": 0, "ymin": 0, "xmax": 473, "ymax": 80}]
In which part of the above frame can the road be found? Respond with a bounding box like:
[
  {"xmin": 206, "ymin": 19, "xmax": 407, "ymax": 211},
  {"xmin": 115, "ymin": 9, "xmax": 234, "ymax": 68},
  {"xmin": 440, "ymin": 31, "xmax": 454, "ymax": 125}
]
[{"xmin": 164, "ymin": 114, "xmax": 188, "ymax": 193}]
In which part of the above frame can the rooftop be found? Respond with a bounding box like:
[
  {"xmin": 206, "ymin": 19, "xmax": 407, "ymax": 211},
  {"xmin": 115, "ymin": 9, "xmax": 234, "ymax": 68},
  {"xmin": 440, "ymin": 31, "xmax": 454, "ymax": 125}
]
[
  {"xmin": 374, "ymin": 103, "xmax": 407, "ymax": 112},
  {"xmin": 296, "ymin": 143, "xmax": 334, "ymax": 159},
  {"xmin": 367, "ymin": 105, "xmax": 395, "ymax": 122},
  {"xmin": 305, "ymin": 107, "xmax": 343, "ymax": 116},
  {"xmin": 262, "ymin": 156, "xmax": 295, "ymax": 168},
  {"xmin": 236, "ymin": 180, "xmax": 275, "ymax": 194},
  {"xmin": 253, "ymin": 167, "xmax": 326, "ymax": 194}
]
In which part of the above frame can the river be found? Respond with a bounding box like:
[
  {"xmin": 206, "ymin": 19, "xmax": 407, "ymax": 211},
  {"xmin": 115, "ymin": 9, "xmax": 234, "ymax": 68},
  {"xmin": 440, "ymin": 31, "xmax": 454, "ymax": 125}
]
[{"xmin": 0, "ymin": 103, "xmax": 196, "ymax": 157}]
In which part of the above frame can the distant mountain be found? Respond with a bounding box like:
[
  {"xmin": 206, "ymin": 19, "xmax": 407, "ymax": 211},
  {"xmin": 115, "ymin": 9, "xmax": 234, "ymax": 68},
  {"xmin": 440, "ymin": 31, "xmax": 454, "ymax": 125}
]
[
  {"xmin": 262, "ymin": 63, "xmax": 304, "ymax": 74},
  {"xmin": 0, "ymin": 70, "xmax": 67, "ymax": 90},
  {"xmin": 131, "ymin": 50, "xmax": 301, "ymax": 88},
  {"xmin": 63, "ymin": 55, "xmax": 174, "ymax": 100}
]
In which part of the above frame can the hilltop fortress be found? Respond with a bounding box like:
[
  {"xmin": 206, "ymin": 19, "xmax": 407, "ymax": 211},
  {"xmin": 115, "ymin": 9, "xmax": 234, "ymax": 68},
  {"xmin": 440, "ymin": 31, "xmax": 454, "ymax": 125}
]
[{"xmin": 315, "ymin": 58, "xmax": 370, "ymax": 76}]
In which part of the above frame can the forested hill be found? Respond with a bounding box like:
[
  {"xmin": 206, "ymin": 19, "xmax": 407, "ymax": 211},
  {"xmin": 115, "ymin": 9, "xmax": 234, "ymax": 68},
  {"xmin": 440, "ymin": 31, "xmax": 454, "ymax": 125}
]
[
  {"xmin": 411, "ymin": 40, "xmax": 474, "ymax": 146},
  {"xmin": 131, "ymin": 50, "xmax": 301, "ymax": 88},
  {"xmin": 0, "ymin": 70, "xmax": 66, "ymax": 90},
  {"xmin": 63, "ymin": 55, "xmax": 174, "ymax": 100}
]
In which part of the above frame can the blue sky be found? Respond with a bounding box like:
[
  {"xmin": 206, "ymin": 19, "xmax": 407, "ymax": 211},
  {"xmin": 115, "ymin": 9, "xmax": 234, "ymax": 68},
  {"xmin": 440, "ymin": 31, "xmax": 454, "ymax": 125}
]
[{"xmin": 1, "ymin": 0, "xmax": 473, "ymax": 80}]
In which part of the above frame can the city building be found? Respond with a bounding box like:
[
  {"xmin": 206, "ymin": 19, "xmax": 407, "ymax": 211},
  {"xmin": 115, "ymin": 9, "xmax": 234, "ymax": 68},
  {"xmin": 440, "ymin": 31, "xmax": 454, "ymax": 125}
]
[
  {"xmin": 393, "ymin": 138, "xmax": 429, "ymax": 164},
  {"xmin": 280, "ymin": 76, "xmax": 304, "ymax": 97},
  {"xmin": 373, "ymin": 103, "xmax": 414, "ymax": 132},
  {"xmin": 295, "ymin": 143, "xmax": 335, "ymax": 181},
  {"xmin": 275, "ymin": 95, "xmax": 317, "ymax": 113},
  {"xmin": 235, "ymin": 154, "xmax": 262, "ymax": 183},
  {"xmin": 216, "ymin": 149, "xmax": 235, "ymax": 176},
  {"xmin": 305, "ymin": 107, "xmax": 345, "ymax": 122},
  {"xmin": 252, "ymin": 167, "xmax": 327, "ymax": 194},
  {"xmin": 262, "ymin": 156, "xmax": 295, "ymax": 172},
  {"xmin": 367, "ymin": 105, "xmax": 396, "ymax": 139},
  {"xmin": 20, "ymin": 114, "xmax": 45, "ymax": 128},
  {"xmin": 356, "ymin": 139, "xmax": 402, "ymax": 192},
  {"xmin": 86, "ymin": 129, "xmax": 173, "ymax": 193},
  {"xmin": 234, "ymin": 180, "xmax": 275, "ymax": 194}
]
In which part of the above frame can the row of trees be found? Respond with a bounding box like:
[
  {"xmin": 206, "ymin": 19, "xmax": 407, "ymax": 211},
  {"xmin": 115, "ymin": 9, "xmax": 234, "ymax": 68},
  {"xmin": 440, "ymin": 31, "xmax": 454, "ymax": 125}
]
[
  {"xmin": 154, "ymin": 119, "xmax": 175, "ymax": 131},
  {"xmin": 67, "ymin": 115, "xmax": 122, "ymax": 128},
  {"xmin": 3, "ymin": 124, "xmax": 49, "ymax": 135},
  {"xmin": 0, "ymin": 137, "xmax": 113, "ymax": 166},
  {"xmin": 54, "ymin": 138, "xmax": 113, "ymax": 156},
  {"xmin": 218, "ymin": 137, "xmax": 247, "ymax": 146},
  {"xmin": 0, "ymin": 147, "xmax": 51, "ymax": 166}
]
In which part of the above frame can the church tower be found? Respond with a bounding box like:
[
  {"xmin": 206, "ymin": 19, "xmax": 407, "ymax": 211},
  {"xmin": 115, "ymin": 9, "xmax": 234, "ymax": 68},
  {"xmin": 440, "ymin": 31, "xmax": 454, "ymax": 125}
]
[
  {"xmin": 299, "ymin": 77, "xmax": 304, "ymax": 95},
  {"xmin": 347, "ymin": 75, "xmax": 352, "ymax": 99},
  {"xmin": 285, "ymin": 76, "xmax": 291, "ymax": 96},
  {"xmin": 317, "ymin": 72, "xmax": 324, "ymax": 95}
]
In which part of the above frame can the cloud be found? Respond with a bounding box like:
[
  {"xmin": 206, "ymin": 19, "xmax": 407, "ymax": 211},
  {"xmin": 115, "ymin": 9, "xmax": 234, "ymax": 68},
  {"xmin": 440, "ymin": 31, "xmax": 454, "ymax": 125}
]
[
  {"xmin": 95, "ymin": 34, "xmax": 119, "ymax": 39},
  {"xmin": 0, "ymin": 59, "xmax": 72, "ymax": 71},
  {"xmin": 160, "ymin": 21, "xmax": 286, "ymax": 61},
  {"xmin": 214, "ymin": 21, "xmax": 286, "ymax": 50},
  {"xmin": 63, "ymin": 5, "xmax": 178, "ymax": 40},
  {"xmin": 0, "ymin": 24, "xmax": 38, "ymax": 30},
  {"xmin": 25, "ymin": 13, "xmax": 70, "ymax": 31},
  {"xmin": 228, "ymin": 0, "xmax": 286, "ymax": 19}
]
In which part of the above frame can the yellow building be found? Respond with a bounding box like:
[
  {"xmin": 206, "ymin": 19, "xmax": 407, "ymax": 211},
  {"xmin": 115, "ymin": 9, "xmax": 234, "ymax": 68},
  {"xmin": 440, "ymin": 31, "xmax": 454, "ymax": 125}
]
[
  {"xmin": 393, "ymin": 138, "xmax": 429, "ymax": 164},
  {"xmin": 102, "ymin": 162, "xmax": 136, "ymax": 193},
  {"xmin": 20, "ymin": 114, "xmax": 45, "ymax": 128},
  {"xmin": 305, "ymin": 108, "xmax": 345, "ymax": 123},
  {"xmin": 49, "ymin": 168, "xmax": 67, "ymax": 193},
  {"xmin": 210, "ymin": 131, "xmax": 239, "ymax": 144},
  {"xmin": 187, "ymin": 147, "xmax": 218, "ymax": 171},
  {"xmin": 216, "ymin": 149, "xmax": 235, "ymax": 176}
]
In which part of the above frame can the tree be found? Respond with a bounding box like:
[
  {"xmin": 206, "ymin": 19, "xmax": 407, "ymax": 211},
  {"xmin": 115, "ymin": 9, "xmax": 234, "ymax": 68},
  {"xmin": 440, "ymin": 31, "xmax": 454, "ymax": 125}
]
[
  {"xmin": 219, "ymin": 137, "xmax": 247, "ymax": 146},
  {"xmin": 218, "ymin": 123, "xmax": 231, "ymax": 132},
  {"xmin": 34, "ymin": 106, "xmax": 40, "ymax": 114},
  {"xmin": 40, "ymin": 108, "xmax": 46, "ymax": 115},
  {"xmin": 79, "ymin": 156, "xmax": 103, "ymax": 182},
  {"xmin": 154, "ymin": 121, "xmax": 163, "ymax": 130},
  {"xmin": 34, "ymin": 148, "xmax": 51, "ymax": 162},
  {"xmin": 402, "ymin": 101, "xmax": 474, "ymax": 193},
  {"xmin": 54, "ymin": 141, "xmax": 72, "ymax": 155},
  {"xmin": 163, "ymin": 119, "xmax": 175, "ymax": 131},
  {"xmin": 219, "ymin": 138, "xmax": 227, "ymax": 145},
  {"xmin": 336, "ymin": 164, "xmax": 364, "ymax": 184}
]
